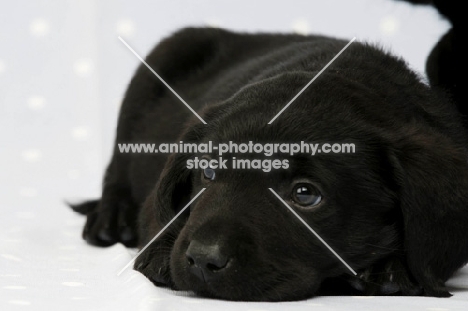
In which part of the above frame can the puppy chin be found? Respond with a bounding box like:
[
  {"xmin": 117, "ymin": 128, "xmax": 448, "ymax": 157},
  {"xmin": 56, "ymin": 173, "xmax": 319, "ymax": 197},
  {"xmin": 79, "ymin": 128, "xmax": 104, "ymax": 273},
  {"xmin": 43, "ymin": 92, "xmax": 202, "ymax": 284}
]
[
  {"xmin": 173, "ymin": 270, "xmax": 322, "ymax": 301},
  {"xmin": 170, "ymin": 248, "xmax": 322, "ymax": 301}
]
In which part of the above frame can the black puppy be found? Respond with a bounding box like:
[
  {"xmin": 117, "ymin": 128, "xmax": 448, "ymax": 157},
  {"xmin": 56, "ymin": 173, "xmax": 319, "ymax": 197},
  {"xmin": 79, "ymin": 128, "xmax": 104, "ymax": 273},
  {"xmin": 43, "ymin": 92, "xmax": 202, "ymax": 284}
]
[{"xmin": 71, "ymin": 18, "xmax": 468, "ymax": 302}]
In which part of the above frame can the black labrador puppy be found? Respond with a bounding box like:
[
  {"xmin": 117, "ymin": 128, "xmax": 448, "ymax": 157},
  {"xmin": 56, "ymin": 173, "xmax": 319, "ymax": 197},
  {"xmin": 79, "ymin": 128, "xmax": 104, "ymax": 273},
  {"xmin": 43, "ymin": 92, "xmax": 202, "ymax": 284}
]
[{"xmin": 71, "ymin": 5, "xmax": 468, "ymax": 302}]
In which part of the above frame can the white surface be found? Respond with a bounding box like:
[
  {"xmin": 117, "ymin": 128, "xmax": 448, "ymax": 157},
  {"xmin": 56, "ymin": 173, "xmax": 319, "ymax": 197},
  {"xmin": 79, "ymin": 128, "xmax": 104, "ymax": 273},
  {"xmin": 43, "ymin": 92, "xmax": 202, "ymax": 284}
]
[
  {"xmin": 2, "ymin": 0, "xmax": 466, "ymax": 310},
  {"xmin": 1, "ymin": 202, "xmax": 467, "ymax": 310}
]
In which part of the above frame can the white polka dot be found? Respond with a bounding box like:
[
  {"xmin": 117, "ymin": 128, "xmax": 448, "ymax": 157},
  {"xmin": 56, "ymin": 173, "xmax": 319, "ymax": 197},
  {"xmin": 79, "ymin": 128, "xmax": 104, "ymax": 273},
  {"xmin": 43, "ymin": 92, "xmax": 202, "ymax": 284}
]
[
  {"xmin": 67, "ymin": 169, "xmax": 81, "ymax": 180},
  {"xmin": 73, "ymin": 58, "xmax": 94, "ymax": 77},
  {"xmin": 116, "ymin": 19, "xmax": 136, "ymax": 37},
  {"xmin": 62, "ymin": 230, "xmax": 75, "ymax": 237},
  {"xmin": 3, "ymin": 238, "xmax": 21, "ymax": 243},
  {"xmin": 3, "ymin": 285, "xmax": 26, "ymax": 290},
  {"xmin": 205, "ymin": 19, "xmax": 222, "ymax": 28},
  {"xmin": 1, "ymin": 254, "xmax": 22, "ymax": 262},
  {"xmin": 379, "ymin": 16, "xmax": 399, "ymax": 36},
  {"xmin": 0, "ymin": 59, "xmax": 5, "ymax": 74},
  {"xmin": 292, "ymin": 19, "xmax": 310, "ymax": 35},
  {"xmin": 71, "ymin": 126, "xmax": 90, "ymax": 140},
  {"xmin": 59, "ymin": 245, "xmax": 77, "ymax": 251},
  {"xmin": 30, "ymin": 18, "xmax": 50, "ymax": 36},
  {"xmin": 27, "ymin": 96, "xmax": 46, "ymax": 110},
  {"xmin": 60, "ymin": 268, "xmax": 80, "ymax": 272},
  {"xmin": 9, "ymin": 300, "xmax": 31, "ymax": 306},
  {"xmin": 16, "ymin": 211, "xmax": 35, "ymax": 219},
  {"xmin": 19, "ymin": 187, "xmax": 38, "ymax": 197},
  {"xmin": 62, "ymin": 281, "xmax": 85, "ymax": 287},
  {"xmin": 21, "ymin": 149, "xmax": 42, "ymax": 162}
]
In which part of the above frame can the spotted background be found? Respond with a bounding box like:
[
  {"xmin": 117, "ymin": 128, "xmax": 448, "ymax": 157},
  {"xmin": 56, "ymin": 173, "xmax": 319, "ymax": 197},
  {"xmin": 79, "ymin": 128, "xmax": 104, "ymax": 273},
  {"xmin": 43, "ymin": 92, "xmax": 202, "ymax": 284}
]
[{"xmin": 1, "ymin": 0, "xmax": 467, "ymax": 310}]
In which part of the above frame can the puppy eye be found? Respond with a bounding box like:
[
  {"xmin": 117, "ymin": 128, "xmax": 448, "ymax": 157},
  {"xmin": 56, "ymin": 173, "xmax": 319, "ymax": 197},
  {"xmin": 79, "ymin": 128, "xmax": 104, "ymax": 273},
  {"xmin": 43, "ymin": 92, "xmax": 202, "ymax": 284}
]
[
  {"xmin": 292, "ymin": 183, "xmax": 322, "ymax": 207},
  {"xmin": 202, "ymin": 168, "xmax": 216, "ymax": 181}
]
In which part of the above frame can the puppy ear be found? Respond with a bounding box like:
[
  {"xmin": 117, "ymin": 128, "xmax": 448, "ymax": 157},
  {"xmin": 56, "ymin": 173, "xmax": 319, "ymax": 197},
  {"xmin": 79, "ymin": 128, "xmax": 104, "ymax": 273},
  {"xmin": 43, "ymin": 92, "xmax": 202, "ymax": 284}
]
[
  {"xmin": 134, "ymin": 151, "xmax": 195, "ymax": 286},
  {"xmin": 138, "ymin": 122, "xmax": 207, "ymax": 245},
  {"xmin": 390, "ymin": 130, "xmax": 468, "ymax": 297},
  {"xmin": 137, "ymin": 151, "xmax": 193, "ymax": 249},
  {"xmin": 153, "ymin": 121, "xmax": 210, "ymax": 221},
  {"xmin": 154, "ymin": 151, "xmax": 194, "ymax": 224}
]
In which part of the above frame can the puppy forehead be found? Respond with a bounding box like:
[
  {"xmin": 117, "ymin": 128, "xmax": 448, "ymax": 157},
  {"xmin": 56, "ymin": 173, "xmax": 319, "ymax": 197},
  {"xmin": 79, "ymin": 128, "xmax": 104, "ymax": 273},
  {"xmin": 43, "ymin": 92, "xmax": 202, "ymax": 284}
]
[{"xmin": 202, "ymin": 72, "xmax": 376, "ymax": 132}]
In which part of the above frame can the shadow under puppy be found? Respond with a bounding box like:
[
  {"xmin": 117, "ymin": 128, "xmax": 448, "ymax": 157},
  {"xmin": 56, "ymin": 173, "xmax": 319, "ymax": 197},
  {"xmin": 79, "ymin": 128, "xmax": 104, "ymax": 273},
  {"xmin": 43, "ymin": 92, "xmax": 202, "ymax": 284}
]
[{"xmin": 71, "ymin": 17, "xmax": 468, "ymax": 302}]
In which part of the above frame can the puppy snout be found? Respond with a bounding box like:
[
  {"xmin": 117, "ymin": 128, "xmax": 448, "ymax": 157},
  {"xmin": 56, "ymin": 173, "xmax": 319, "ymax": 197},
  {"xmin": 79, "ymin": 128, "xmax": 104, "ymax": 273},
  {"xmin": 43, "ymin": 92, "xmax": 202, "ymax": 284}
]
[{"xmin": 185, "ymin": 239, "xmax": 230, "ymax": 282}]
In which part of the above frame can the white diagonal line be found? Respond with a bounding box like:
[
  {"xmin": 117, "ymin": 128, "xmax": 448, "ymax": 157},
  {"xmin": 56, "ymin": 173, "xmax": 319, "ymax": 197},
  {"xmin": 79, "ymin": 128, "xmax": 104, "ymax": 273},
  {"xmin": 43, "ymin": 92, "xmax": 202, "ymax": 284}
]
[
  {"xmin": 118, "ymin": 36, "xmax": 207, "ymax": 125},
  {"xmin": 268, "ymin": 37, "xmax": 356, "ymax": 124},
  {"xmin": 268, "ymin": 188, "xmax": 357, "ymax": 275},
  {"xmin": 117, "ymin": 188, "xmax": 206, "ymax": 276}
]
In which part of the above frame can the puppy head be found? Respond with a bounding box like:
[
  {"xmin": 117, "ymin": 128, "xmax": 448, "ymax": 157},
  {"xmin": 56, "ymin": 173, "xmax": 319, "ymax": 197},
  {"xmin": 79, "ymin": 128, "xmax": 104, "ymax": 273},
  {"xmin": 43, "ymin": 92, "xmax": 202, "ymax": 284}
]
[{"xmin": 136, "ymin": 73, "xmax": 468, "ymax": 300}]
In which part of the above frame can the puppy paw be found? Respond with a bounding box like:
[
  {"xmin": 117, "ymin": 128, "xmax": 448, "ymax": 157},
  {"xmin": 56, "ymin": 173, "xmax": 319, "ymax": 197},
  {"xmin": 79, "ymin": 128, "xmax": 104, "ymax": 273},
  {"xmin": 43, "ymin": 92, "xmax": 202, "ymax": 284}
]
[
  {"xmin": 135, "ymin": 248, "xmax": 174, "ymax": 288},
  {"xmin": 423, "ymin": 285, "xmax": 452, "ymax": 297},
  {"xmin": 82, "ymin": 199, "xmax": 139, "ymax": 247},
  {"xmin": 350, "ymin": 256, "xmax": 423, "ymax": 296}
]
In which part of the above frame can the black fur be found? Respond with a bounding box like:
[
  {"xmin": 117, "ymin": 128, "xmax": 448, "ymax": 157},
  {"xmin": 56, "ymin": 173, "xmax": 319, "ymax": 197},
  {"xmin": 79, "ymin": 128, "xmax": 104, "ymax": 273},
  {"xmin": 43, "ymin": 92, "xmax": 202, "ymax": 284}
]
[
  {"xmin": 71, "ymin": 2, "xmax": 468, "ymax": 301},
  {"xmin": 68, "ymin": 199, "xmax": 99, "ymax": 215}
]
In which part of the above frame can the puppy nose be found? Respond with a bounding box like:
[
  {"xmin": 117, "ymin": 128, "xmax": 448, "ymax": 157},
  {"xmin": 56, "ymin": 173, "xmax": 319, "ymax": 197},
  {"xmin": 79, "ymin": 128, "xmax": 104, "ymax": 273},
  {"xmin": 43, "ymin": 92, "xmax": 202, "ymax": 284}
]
[{"xmin": 185, "ymin": 240, "xmax": 230, "ymax": 281}]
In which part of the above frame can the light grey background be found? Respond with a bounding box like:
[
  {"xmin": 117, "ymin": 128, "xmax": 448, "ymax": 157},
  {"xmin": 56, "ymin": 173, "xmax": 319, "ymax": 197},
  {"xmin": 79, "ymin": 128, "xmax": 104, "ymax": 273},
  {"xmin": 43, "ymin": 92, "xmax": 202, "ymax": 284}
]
[
  {"xmin": 0, "ymin": 0, "xmax": 449, "ymax": 203},
  {"xmin": 2, "ymin": 1, "xmax": 461, "ymax": 310}
]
